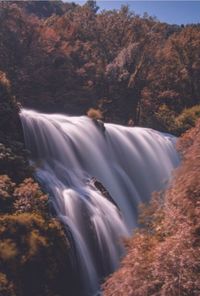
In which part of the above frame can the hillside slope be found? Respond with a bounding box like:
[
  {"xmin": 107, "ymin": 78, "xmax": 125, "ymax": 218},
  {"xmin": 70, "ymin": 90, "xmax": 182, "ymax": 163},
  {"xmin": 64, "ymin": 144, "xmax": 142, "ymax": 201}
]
[
  {"xmin": 103, "ymin": 120, "xmax": 200, "ymax": 296},
  {"xmin": 0, "ymin": 1, "xmax": 200, "ymax": 134}
]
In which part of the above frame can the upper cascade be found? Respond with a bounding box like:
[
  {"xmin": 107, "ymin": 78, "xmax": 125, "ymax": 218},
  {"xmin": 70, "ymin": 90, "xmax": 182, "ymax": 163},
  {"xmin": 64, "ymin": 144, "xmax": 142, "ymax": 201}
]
[{"xmin": 20, "ymin": 109, "xmax": 179, "ymax": 296}]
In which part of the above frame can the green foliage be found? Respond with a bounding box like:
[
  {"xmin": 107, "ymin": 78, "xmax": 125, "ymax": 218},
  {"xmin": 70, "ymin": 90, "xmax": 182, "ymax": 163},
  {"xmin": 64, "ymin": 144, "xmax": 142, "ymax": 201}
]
[
  {"xmin": 174, "ymin": 105, "xmax": 200, "ymax": 134},
  {"xmin": 153, "ymin": 104, "xmax": 200, "ymax": 136},
  {"xmin": 154, "ymin": 104, "xmax": 176, "ymax": 133}
]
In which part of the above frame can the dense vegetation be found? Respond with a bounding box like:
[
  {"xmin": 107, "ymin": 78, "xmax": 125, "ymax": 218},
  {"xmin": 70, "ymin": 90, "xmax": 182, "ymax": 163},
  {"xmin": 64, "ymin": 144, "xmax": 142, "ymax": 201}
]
[
  {"xmin": 0, "ymin": 74, "xmax": 83, "ymax": 296},
  {"xmin": 103, "ymin": 120, "xmax": 200, "ymax": 295},
  {"xmin": 0, "ymin": 0, "xmax": 200, "ymax": 134},
  {"xmin": 0, "ymin": 1, "xmax": 200, "ymax": 295}
]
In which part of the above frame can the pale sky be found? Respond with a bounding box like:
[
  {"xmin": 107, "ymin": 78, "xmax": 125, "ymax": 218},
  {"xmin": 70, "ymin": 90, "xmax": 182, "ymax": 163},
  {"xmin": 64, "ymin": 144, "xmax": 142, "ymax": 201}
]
[{"xmin": 66, "ymin": 1, "xmax": 200, "ymax": 25}]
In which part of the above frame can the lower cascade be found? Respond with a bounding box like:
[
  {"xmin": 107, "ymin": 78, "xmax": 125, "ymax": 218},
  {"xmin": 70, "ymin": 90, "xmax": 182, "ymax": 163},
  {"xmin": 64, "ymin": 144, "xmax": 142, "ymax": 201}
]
[{"xmin": 20, "ymin": 109, "xmax": 180, "ymax": 296}]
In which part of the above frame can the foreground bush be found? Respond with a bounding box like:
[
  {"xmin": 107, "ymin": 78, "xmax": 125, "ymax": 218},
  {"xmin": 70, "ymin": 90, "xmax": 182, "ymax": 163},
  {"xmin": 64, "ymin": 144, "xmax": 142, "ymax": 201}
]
[
  {"xmin": 0, "ymin": 213, "xmax": 79, "ymax": 296},
  {"xmin": 174, "ymin": 105, "xmax": 200, "ymax": 134},
  {"xmin": 87, "ymin": 108, "xmax": 103, "ymax": 119},
  {"xmin": 13, "ymin": 178, "xmax": 48, "ymax": 214},
  {"xmin": 0, "ymin": 175, "xmax": 82, "ymax": 296},
  {"xmin": 0, "ymin": 175, "xmax": 15, "ymax": 213},
  {"xmin": 103, "ymin": 120, "xmax": 200, "ymax": 296}
]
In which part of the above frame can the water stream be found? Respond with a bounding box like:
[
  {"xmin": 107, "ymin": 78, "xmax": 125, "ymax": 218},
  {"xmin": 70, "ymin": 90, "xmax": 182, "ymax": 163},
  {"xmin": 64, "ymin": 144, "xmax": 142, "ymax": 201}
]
[{"xmin": 20, "ymin": 109, "xmax": 179, "ymax": 295}]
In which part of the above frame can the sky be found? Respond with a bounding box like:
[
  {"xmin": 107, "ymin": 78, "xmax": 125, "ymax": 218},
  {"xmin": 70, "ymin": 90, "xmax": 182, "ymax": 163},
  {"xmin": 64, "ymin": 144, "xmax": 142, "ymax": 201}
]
[{"xmin": 68, "ymin": 1, "xmax": 200, "ymax": 25}]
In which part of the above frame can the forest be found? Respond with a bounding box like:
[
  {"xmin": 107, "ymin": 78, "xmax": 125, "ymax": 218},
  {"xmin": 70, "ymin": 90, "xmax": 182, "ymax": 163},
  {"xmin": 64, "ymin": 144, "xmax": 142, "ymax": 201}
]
[
  {"xmin": 0, "ymin": 0, "xmax": 200, "ymax": 133},
  {"xmin": 0, "ymin": 1, "xmax": 200, "ymax": 296}
]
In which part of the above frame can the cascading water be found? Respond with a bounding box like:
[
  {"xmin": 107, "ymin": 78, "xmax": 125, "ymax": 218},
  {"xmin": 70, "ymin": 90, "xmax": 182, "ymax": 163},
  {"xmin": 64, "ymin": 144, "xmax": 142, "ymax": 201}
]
[{"xmin": 20, "ymin": 109, "xmax": 179, "ymax": 296}]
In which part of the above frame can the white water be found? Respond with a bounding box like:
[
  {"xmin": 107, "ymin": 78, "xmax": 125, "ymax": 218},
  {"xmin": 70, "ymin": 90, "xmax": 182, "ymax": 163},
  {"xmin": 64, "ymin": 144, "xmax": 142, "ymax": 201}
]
[{"xmin": 20, "ymin": 109, "xmax": 179, "ymax": 296}]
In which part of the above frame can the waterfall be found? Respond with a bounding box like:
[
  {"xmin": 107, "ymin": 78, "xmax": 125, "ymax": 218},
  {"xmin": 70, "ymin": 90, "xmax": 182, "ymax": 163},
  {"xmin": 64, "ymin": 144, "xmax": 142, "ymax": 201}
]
[{"xmin": 20, "ymin": 109, "xmax": 179, "ymax": 296}]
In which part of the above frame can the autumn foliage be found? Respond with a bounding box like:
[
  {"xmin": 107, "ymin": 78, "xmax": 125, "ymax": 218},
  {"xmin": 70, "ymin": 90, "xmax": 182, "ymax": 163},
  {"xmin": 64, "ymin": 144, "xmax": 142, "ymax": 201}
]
[
  {"xmin": 0, "ymin": 1, "xmax": 199, "ymax": 134},
  {"xmin": 0, "ymin": 174, "xmax": 83, "ymax": 296},
  {"xmin": 103, "ymin": 120, "xmax": 200, "ymax": 296},
  {"xmin": 0, "ymin": 1, "xmax": 200, "ymax": 295}
]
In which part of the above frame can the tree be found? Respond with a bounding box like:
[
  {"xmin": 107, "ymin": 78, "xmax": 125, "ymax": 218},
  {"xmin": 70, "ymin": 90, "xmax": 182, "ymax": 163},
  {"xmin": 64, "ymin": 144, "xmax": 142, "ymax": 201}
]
[{"xmin": 84, "ymin": 0, "xmax": 99, "ymax": 14}]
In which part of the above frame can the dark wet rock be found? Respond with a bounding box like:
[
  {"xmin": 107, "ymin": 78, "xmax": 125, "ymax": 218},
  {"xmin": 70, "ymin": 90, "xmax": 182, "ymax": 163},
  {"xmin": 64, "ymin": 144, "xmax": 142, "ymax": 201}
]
[
  {"xmin": 91, "ymin": 177, "xmax": 119, "ymax": 210},
  {"xmin": 0, "ymin": 72, "xmax": 23, "ymax": 143},
  {"xmin": 93, "ymin": 119, "xmax": 106, "ymax": 133}
]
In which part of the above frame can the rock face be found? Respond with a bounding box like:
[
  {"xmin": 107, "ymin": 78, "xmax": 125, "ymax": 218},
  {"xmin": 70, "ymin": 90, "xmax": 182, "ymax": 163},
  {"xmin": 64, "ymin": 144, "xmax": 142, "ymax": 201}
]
[
  {"xmin": 0, "ymin": 72, "xmax": 30, "ymax": 183},
  {"xmin": 93, "ymin": 119, "xmax": 106, "ymax": 133},
  {"xmin": 0, "ymin": 72, "xmax": 22, "ymax": 143},
  {"xmin": 92, "ymin": 177, "xmax": 119, "ymax": 210}
]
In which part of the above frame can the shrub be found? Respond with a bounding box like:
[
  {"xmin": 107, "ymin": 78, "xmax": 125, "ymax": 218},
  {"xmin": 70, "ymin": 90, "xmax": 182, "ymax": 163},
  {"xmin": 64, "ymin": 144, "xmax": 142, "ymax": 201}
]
[
  {"xmin": 0, "ymin": 239, "xmax": 18, "ymax": 261},
  {"xmin": 154, "ymin": 105, "xmax": 200, "ymax": 136},
  {"xmin": 0, "ymin": 213, "xmax": 80, "ymax": 296},
  {"xmin": 174, "ymin": 105, "xmax": 200, "ymax": 134},
  {"xmin": 0, "ymin": 175, "xmax": 15, "ymax": 213},
  {"xmin": 154, "ymin": 104, "xmax": 176, "ymax": 133},
  {"xmin": 0, "ymin": 143, "xmax": 31, "ymax": 183},
  {"xmin": 13, "ymin": 178, "xmax": 48, "ymax": 214},
  {"xmin": 0, "ymin": 272, "xmax": 16, "ymax": 296},
  {"xmin": 87, "ymin": 108, "xmax": 103, "ymax": 119},
  {"xmin": 0, "ymin": 174, "xmax": 82, "ymax": 296}
]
